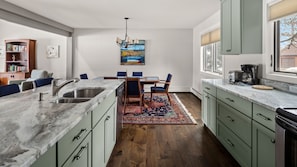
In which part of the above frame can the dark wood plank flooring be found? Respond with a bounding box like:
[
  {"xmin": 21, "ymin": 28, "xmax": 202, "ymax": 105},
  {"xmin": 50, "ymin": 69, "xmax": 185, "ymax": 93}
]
[{"xmin": 107, "ymin": 93, "xmax": 240, "ymax": 167}]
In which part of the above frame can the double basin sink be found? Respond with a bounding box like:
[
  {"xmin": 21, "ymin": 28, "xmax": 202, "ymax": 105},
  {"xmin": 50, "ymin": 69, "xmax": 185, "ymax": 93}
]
[{"xmin": 54, "ymin": 87, "xmax": 105, "ymax": 103}]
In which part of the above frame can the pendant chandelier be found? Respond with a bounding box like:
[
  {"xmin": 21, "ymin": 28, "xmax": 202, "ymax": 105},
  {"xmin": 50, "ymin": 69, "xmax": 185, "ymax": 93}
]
[{"xmin": 116, "ymin": 17, "xmax": 139, "ymax": 48}]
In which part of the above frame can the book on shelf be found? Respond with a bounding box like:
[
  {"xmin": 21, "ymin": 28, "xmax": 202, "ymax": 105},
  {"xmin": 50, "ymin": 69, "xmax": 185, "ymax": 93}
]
[{"xmin": 8, "ymin": 64, "xmax": 26, "ymax": 72}]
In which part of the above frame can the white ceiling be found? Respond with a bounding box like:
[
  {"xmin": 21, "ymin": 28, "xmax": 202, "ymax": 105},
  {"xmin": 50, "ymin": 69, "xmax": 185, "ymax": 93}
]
[{"xmin": 5, "ymin": 0, "xmax": 220, "ymax": 29}]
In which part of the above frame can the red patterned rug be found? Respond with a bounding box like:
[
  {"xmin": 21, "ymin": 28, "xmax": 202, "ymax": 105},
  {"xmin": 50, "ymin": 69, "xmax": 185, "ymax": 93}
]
[{"xmin": 123, "ymin": 93, "xmax": 197, "ymax": 125}]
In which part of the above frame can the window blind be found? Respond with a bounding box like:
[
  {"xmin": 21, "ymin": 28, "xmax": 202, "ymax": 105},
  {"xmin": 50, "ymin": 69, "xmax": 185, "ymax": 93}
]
[
  {"xmin": 269, "ymin": 0, "xmax": 297, "ymax": 21},
  {"xmin": 201, "ymin": 28, "xmax": 220, "ymax": 46}
]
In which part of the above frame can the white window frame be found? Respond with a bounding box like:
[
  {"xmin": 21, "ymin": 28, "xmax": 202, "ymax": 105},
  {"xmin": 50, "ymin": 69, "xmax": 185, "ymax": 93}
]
[{"xmin": 201, "ymin": 41, "xmax": 222, "ymax": 75}]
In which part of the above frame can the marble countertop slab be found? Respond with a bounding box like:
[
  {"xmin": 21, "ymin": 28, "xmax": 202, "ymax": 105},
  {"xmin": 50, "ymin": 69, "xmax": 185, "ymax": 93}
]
[
  {"xmin": 202, "ymin": 79, "xmax": 297, "ymax": 111},
  {"xmin": 0, "ymin": 79, "xmax": 124, "ymax": 167}
]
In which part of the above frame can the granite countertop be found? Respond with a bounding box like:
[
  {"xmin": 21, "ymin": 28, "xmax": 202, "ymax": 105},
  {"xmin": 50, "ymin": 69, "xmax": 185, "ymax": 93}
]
[
  {"xmin": 202, "ymin": 79, "xmax": 297, "ymax": 111},
  {"xmin": 0, "ymin": 79, "xmax": 124, "ymax": 167}
]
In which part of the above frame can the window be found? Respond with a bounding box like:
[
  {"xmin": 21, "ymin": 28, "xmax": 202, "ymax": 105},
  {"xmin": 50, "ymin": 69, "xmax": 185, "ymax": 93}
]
[
  {"xmin": 202, "ymin": 42, "xmax": 222, "ymax": 74},
  {"xmin": 274, "ymin": 13, "xmax": 297, "ymax": 73}
]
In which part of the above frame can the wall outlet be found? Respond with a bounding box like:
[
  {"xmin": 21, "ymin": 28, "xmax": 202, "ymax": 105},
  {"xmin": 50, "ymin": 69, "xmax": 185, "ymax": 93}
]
[{"xmin": 289, "ymin": 85, "xmax": 297, "ymax": 94}]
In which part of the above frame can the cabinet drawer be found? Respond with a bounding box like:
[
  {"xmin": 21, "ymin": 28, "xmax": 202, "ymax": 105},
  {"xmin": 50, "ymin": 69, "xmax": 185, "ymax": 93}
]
[
  {"xmin": 217, "ymin": 100, "xmax": 252, "ymax": 146},
  {"xmin": 253, "ymin": 104, "xmax": 276, "ymax": 132},
  {"xmin": 58, "ymin": 113, "xmax": 91, "ymax": 167},
  {"xmin": 217, "ymin": 88, "xmax": 252, "ymax": 117},
  {"xmin": 217, "ymin": 121, "xmax": 252, "ymax": 167},
  {"xmin": 62, "ymin": 133, "xmax": 92, "ymax": 167},
  {"xmin": 202, "ymin": 82, "xmax": 216, "ymax": 96},
  {"xmin": 92, "ymin": 91, "xmax": 116, "ymax": 127}
]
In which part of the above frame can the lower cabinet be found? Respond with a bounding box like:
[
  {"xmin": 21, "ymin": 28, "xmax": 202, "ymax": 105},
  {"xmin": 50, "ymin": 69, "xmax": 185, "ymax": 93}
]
[
  {"xmin": 202, "ymin": 82, "xmax": 217, "ymax": 135},
  {"xmin": 217, "ymin": 121, "xmax": 252, "ymax": 167},
  {"xmin": 252, "ymin": 120, "xmax": 275, "ymax": 167},
  {"xmin": 92, "ymin": 101, "xmax": 116, "ymax": 167},
  {"xmin": 62, "ymin": 133, "xmax": 92, "ymax": 167},
  {"xmin": 31, "ymin": 145, "xmax": 56, "ymax": 167}
]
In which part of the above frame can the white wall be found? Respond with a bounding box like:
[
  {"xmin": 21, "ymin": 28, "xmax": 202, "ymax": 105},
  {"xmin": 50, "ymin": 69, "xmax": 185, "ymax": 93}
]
[
  {"xmin": 0, "ymin": 19, "xmax": 68, "ymax": 78},
  {"xmin": 192, "ymin": 11, "xmax": 263, "ymax": 98},
  {"xmin": 73, "ymin": 29, "xmax": 193, "ymax": 92}
]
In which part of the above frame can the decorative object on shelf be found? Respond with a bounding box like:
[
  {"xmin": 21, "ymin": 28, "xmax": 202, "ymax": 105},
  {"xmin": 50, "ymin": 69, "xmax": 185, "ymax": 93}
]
[
  {"xmin": 12, "ymin": 54, "xmax": 16, "ymax": 61},
  {"xmin": 47, "ymin": 45, "xmax": 59, "ymax": 58},
  {"xmin": 121, "ymin": 40, "xmax": 145, "ymax": 65},
  {"xmin": 116, "ymin": 17, "xmax": 139, "ymax": 48}
]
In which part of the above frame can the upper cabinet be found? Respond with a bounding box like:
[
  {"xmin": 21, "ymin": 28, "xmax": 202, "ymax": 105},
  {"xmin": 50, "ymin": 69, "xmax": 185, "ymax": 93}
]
[
  {"xmin": 221, "ymin": 0, "xmax": 263, "ymax": 55},
  {"xmin": 5, "ymin": 39, "xmax": 36, "ymax": 74}
]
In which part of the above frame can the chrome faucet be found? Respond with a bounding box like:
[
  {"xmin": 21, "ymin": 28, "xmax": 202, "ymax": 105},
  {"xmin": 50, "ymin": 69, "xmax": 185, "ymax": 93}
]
[{"xmin": 51, "ymin": 78, "xmax": 80, "ymax": 96}]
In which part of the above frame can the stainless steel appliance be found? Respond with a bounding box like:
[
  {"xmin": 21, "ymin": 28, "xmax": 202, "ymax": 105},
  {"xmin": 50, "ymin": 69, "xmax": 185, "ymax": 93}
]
[
  {"xmin": 228, "ymin": 70, "xmax": 243, "ymax": 84},
  {"xmin": 276, "ymin": 108, "xmax": 297, "ymax": 167},
  {"xmin": 241, "ymin": 64, "xmax": 259, "ymax": 85},
  {"xmin": 116, "ymin": 82, "xmax": 125, "ymax": 141}
]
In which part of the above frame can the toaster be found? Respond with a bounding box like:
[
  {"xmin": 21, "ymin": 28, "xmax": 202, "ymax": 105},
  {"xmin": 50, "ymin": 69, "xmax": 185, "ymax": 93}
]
[{"xmin": 228, "ymin": 70, "xmax": 243, "ymax": 83}]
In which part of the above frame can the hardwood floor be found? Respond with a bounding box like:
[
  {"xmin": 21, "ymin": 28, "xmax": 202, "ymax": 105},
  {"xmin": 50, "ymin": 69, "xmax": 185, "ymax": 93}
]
[{"xmin": 107, "ymin": 93, "xmax": 240, "ymax": 167}]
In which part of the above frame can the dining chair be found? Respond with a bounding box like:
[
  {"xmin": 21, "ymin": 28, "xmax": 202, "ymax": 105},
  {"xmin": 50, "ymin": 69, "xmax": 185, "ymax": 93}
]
[
  {"xmin": 35, "ymin": 77, "xmax": 54, "ymax": 87},
  {"xmin": 0, "ymin": 84, "xmax": 20, "ymax": 97},
  {"xmin": 132, "ymin": 72, "xmax": 143, "ymax": 77},
  {"xmin": 117, "ymin": 71, "xmax": 127, "ymax": 77},
  {"xmin": 125, "ymin": 77, "xmax": 144, "ymax": 114},
  {"xmin": 20, "ymin": 81, "xmax": 35, "ymax": 92},
  {"xmin": 80, "ymin": 73, "xmax": 88, "ymax": 79},
  {"xmin": 150, "ymin": 73, "xmax": 172, "ymax": 105}
]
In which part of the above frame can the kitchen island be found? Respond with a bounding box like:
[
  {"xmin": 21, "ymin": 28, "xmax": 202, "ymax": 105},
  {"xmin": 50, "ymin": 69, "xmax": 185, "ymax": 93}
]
[{"xmin": 0, "ymin": 79, "xmax": 123, "ymax": 167}]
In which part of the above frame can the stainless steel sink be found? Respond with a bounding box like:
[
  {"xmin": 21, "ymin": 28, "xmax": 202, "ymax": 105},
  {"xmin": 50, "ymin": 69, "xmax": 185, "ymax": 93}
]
[
  {"xmin": 62, "ymin": 87, "xmax": 105, "ymax": 98},
  {"xmin": 53, "ymin": 98, "xmax": 91, "ymax": 103}
]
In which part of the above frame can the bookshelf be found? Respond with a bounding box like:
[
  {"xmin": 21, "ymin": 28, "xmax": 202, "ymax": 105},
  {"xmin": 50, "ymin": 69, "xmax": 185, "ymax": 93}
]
[{"xmin": 0, "ymin": 39, "xmax": 36, "ymax": 85}]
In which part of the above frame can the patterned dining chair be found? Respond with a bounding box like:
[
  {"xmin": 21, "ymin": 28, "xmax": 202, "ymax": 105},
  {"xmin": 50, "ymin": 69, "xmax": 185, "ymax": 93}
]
[
  {"xmin": 0, "ymin": 84, "xmax": 20, "ymax": 97},
  {"xmin": 80, "ymin": 73, "xmax": 88, "ymax": 79},
  {"xmin": 150, "ymin": 73, "xmax": 172, "ymax": 105},
  {"xmin": 132, "ymin": 72, "xmax": 143, "ymax": 77}
]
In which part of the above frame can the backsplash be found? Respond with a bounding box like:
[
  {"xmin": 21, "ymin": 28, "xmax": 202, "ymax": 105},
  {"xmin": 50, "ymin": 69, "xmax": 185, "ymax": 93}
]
[{"xmin": 261, "ymin": 78, "xmax": 297, "ymax": 95}]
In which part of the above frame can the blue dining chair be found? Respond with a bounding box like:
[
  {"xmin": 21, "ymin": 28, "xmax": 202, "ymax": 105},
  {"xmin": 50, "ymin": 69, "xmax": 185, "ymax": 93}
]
[
  {"xmin": 0, "ymin": 84, "xmax": 20, "ymax": 97},
  {"xmin": 125, "ymin": 77, "xmax": 144, "ymax": 114},
  {"xmin": 35, "ymin": 77, "xmax": 54, "ymax": 87},
  {"xmin": 117, "ymin": 71, "xmax": 127, "ymax": 77},
  {"xmin": 132, "ymin": 72, "xmax": 143, "ymax": 77},
  {"xmin": 80, "ymin": 73, "xmax": 88, "ymax": 79},
  {"xmin": 150, "ymin": 73, "xmax": 172, "ymax": 105}
]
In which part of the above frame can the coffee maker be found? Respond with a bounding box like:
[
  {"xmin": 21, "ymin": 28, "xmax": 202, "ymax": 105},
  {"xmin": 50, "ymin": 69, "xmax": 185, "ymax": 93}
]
[{"xmin": 241, "ymin": 64, "xmax": 259, "ymax": 85}]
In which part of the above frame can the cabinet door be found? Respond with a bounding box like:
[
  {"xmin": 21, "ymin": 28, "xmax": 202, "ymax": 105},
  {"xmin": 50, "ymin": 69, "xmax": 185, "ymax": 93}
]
[
  {"xmin": 252, "ymin": 121, "xmax": 275, "ymax": 167},
  {"xmin": 208, "ymin": 94, "xmax": 217, "ymax": 135},
  {"xmin": 221, "ymin": 0, "xmax": 241, "ymax": 55},
  {"xmin": 31, "ymin": 145, "xmax": 56, "ymax": 167},
  {"xmin": 202, "ymin": 92, "xmax": 208, "ymax": 125},
  {"xmin": 62, "ymin": 133, "xmax": 92, "ymax": 167},
  {"xmin": 92, "ymin": 113, "xmax": 105, "ymax": 167},
  {"xmin": 104, "ymin": 103, "xmax": 116, "ymax": 163}
]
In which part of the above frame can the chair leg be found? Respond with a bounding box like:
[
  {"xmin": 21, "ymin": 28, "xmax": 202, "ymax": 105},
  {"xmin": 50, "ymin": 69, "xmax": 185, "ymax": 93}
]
[
  {"xmin": 166, "ymin": 92, "xmax": 171, "ymax": 105},
  {"xmin": 150, "ymin": 91, "xmax": 153, "ymax": 102}
]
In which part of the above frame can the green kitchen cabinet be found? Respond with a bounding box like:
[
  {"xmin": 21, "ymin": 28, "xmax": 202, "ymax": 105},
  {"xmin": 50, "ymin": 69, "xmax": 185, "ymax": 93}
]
[
  {"xmin": 92, "ymin": 100, "xmax": 116, "ymax": 167},
  {"xmin": 252, "ymin": 104, "xmax": 275, "ymax": 167},
  {"xmin": 202, "ymin": 82, "xmax": 217, "ymax": 135},
  {"xmin": 221, "ymin": 0, "xmax": 262, "ymax": 55},
  {"xmin": 62, "ymin": 133, "xmax": 92, "ymax": 167},
  {"xmin": 31, "ymin": 145, "xmax": 56, "ymax": 167},
  {"xmin": 252, "ymin": 121, "xmax": 275, "ymax": 167}
]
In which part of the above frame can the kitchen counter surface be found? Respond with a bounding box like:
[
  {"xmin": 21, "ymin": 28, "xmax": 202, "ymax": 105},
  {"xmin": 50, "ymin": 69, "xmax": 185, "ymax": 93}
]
[
  {"xmin": 0, "ymin": 79, "xmax": 124, "ymax": 167},
  {"xmin": 203, "ymin": 79, "xmax": 297, "ymax": 111}
]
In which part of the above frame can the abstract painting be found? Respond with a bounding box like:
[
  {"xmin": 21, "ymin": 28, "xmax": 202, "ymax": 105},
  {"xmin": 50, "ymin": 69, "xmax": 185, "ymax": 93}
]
[{"xmin": 121, "ymin": 40, "xmax": 145, "ymax": 65}]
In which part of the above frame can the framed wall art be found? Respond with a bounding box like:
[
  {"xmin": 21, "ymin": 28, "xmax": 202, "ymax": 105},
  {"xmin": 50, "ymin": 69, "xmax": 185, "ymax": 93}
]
[
  {"xmin": 47, "ymin": 45, "xmax": 59, "ymax": 58},
  {"xmin": 120, "ymin": 40, "xmax": 145, "ymax": 65}
]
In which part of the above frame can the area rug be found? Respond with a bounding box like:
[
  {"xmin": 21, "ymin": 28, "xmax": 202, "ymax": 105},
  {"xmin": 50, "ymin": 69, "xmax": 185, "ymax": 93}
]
[{"xmin": 123, "ymin": 93, "xmax": 197, "ymax": 125}]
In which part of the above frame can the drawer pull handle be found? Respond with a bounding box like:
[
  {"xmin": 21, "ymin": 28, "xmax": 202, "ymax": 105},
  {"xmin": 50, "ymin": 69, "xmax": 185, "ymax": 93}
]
[
  {"xmin": 226, "ymin": 139, "xmax": 234, "ymax": 147},
  {"xmin": 225, "ymin": 98, "xmax": 234, "ymax": 103},
  {"xmin": 226, "ymin": 49, "xmax": 232, "ymax": 52},
  {"xmin": 73, "ymin": 128, "xmax": 87, "ymax": 141},
  {"xmin": 73, "ymin": 146, "xmax": 87, "ymax": 161},
  {"xmin": 271, "ymin": 139, "xmax": 275, "ymax": 143},
  {"xmin": 205, "ymin": 87, "xmax": 210, "ymax": 90},
  {"xmin": 226, "ymin": 116, "xmax": 234, "ymax": 122},
  {"xmin": 256, "ymin": 113, "xmax": 271, "ymax": 121},
  {"xmin": 105, "ymin": 116, "xmax": 111, "ymax": 121}
]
